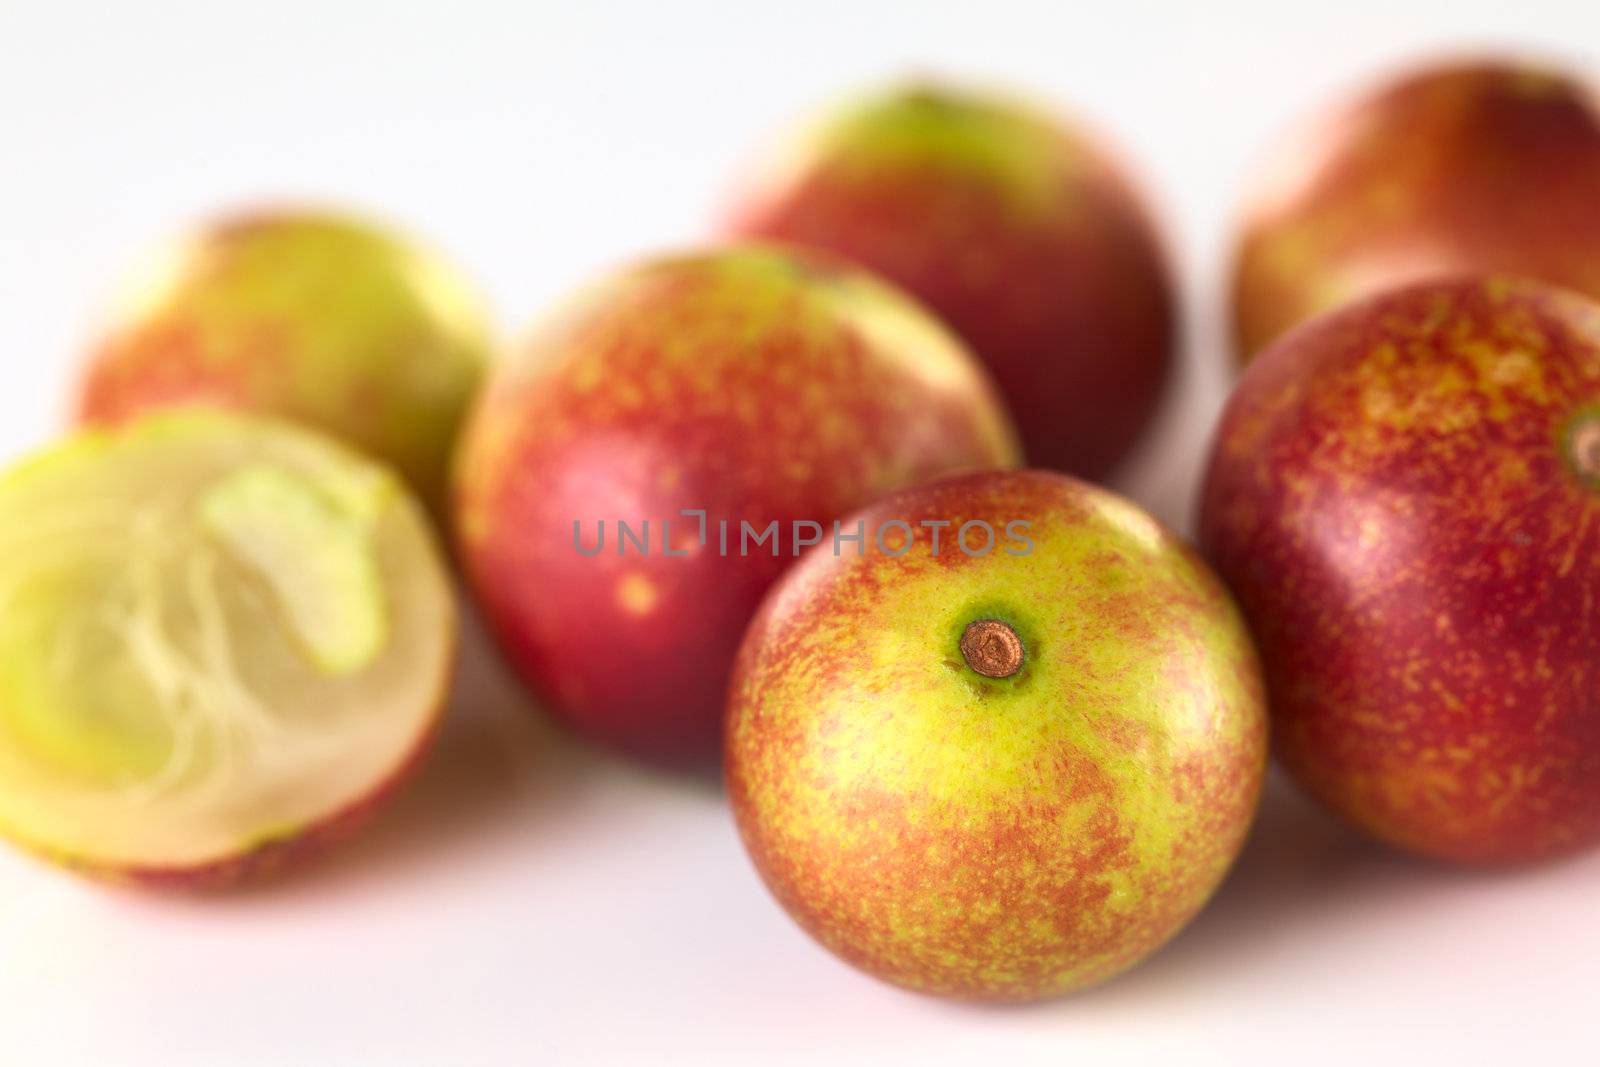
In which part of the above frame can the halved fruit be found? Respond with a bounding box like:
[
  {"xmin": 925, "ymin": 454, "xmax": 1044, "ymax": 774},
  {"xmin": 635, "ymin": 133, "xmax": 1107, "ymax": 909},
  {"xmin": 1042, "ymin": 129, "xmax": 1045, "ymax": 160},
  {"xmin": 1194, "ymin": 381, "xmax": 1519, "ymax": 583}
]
[{"xmin": 0, "ymin": 409, "xmax": 457, "ymax": 887}]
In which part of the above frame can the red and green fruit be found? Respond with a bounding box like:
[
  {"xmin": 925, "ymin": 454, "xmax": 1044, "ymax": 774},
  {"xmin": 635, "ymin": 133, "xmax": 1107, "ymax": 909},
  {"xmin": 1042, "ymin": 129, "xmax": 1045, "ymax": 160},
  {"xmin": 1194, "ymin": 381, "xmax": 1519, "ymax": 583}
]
[
  {"xmin": 453, "ymin": 245, "xmax": 1019, "ymax": 768},
  {"xmin": 727, "ymin": 469, "xmax": 1267, "ymax": 1000},
  {"xmin": 77, "ymin": 208, "xmax": 491, "ymax": 509},
  {"xmin": 725, "ymin": 82, "xmax": 1176, "ymax": 479},
  {"xmin": 0, "ymin": 409, "xmax": 457, "ymax": 887},
  {"xmin": 1232, "ymin": 59, "xmax": 1600, "ymax": 364},
  {"xmin": 1200, "ymin": 276, "xmax": 1600, "ymax": 864}
]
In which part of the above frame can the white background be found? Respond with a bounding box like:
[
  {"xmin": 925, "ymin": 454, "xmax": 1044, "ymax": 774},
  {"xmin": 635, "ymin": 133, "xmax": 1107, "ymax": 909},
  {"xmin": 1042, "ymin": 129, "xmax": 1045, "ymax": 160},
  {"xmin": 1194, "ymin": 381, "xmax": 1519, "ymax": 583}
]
[{"xmin": 3, "ymin": 2, "xmax": 1599, "ymax": 1064}]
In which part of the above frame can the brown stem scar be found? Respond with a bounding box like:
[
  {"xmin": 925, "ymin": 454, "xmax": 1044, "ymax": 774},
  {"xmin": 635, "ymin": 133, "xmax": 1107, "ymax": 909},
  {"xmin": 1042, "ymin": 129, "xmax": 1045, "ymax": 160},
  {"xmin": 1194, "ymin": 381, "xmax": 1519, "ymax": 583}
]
[
  {"xmin": 960, "ymin": 619, "xmax": 1024, "ymax": 679},
  {"xmin": 1571, "ymin": 414, "xmax": 1600, "ymax": 484}
]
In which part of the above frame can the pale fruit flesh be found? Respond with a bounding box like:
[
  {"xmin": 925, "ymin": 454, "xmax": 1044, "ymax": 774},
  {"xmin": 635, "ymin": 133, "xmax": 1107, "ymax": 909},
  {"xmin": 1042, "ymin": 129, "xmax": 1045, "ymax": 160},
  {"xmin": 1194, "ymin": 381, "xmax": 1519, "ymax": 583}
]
[{"xmin": 0, "ymin": 410, "xmax": 456, "ymax": 879}]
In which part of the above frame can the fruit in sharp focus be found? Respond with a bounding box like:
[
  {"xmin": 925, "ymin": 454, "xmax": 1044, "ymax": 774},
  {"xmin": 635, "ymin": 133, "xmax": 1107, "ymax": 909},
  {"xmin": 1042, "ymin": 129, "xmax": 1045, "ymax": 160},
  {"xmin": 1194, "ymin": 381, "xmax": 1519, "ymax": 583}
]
[
  {"xmin": 725, "ymin": 82, "xmax": 1176, "ymax": 479},
  {"xmin": 1232, "ymin": 58, "xmax": 1600, "ymax": 365},
  {"xmin": 0, "ymin": 410, "xmax": 457, "ymax": 887},
  {"xmin": 454, "ymin": 245, "xmax": 1019, "ymax": 768},
  {"xmin": 77, "ymin": 208, "xmax": 491, "ymax": 509},
  {"xmin": 1200, "ymin": 277, "xmax": 1600, "ymax": 864},
  {"xmin": 727, "ymin": 469, "xmax": 1267, "ymax": 1001}
]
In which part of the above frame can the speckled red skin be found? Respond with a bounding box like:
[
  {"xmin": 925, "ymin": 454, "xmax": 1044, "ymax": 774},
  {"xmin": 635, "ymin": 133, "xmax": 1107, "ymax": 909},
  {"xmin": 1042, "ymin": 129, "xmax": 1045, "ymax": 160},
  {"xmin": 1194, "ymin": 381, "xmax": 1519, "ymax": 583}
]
[
  {"xmin": 1200, "ymin": 277, "xmax": 1600, "ymax": 865},
  {"xmin": 728, "ymin": 470, "xmax": 1266, "ymax": 1000},
  {"xmin": 726, "ymin": 92, "xmax": 1175, "ymax": 480},
  {"xmin": 1232, "ymin": 59, "xmax": 1600, "ymax": 364},
  {"xmin": 75, "ymin": 209, "xmax": 488, "ymax": 511},
  {"xmin": 454, "ymin": 247, "xmax": 1018, "ymax": 769}
]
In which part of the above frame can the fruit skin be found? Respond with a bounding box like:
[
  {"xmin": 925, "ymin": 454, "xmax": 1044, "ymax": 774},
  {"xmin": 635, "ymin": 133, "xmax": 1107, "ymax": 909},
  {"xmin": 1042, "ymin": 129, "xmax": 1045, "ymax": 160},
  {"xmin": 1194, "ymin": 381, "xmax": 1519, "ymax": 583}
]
[
  {"xmin": 1199, "ymin": 277, "xmax": 1600, "ymax": 865},
  {"xmin": 76, "ymin": 208, "xmax": 491, "ymax": 509},
  {"xmin": 727, "ymin": 469, "xmax": 1267, "ymax": 1001},
  {"xmin": 1232, "ymin": 58, "xmax": 1600, "ymax": 365},
  {"xmin": 0, "ymin": 410, "xmax": 458, "ymax": 890},
  {"xmin": 725, "ymin": 83, "xmax": 1176, "ymax": 479},
  {"xmin": 454, "ymin": 245, "xmax": 1019, "ymax": 769}
]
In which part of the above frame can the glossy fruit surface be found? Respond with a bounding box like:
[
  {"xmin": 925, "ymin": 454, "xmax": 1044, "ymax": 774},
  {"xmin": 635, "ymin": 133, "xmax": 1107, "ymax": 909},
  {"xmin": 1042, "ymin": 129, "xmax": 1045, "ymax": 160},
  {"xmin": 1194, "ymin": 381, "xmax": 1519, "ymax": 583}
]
[
  {"xmin": 1233, "ymin": 59, "xmax": 1600, "ymax": 364},
  {"xmin": 727, "ymin": 83, "xmax": 1175, "ymax": 478},
  {"xmin": 454, "ymin": 245, "xmax": 1019, "ymax": 767},
  {"xmin": 1201, "ymin": 277, "xmax": 1600, "ymax": 864},
  {"xmin": 77, "ymin": 208, "xmax": 490, "ymax": 508},
  {"xmin": 728, "ymin": 469, "xmax": 1267, "ymax": 1000},
  {"xmin": 0, "ymin": 410, "xmax": 456, "ymax": 887}
]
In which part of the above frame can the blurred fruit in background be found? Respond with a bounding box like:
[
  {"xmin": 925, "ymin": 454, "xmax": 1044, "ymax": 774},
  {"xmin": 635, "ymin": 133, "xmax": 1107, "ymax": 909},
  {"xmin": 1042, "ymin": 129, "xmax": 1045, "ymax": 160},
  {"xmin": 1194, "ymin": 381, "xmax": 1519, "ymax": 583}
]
[
  {"xmin": 454, "ymin": 245, "xmax": 1019, "ymax": 769},
  {"xmin": 76, "ymin": 208, "xmax": 491, "ymax": 510},
  {"xmin": 725, "ymin": 82, "xmax": 1176, "ymax": 480},
  {"xmin": 1201, "ymin": 276, "xmax": 1600, "ymax": 865},
  {"xmin": 1232, "ymin": 58, "xmax": 1600, "ymax": 365},
  {"xmin": 727, "ymin": 469, "xmax": 1267, "ymax": 1000},
  {"xmin": 0, "ymin": 410, "xmax": 457, "ymax": 888}
]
